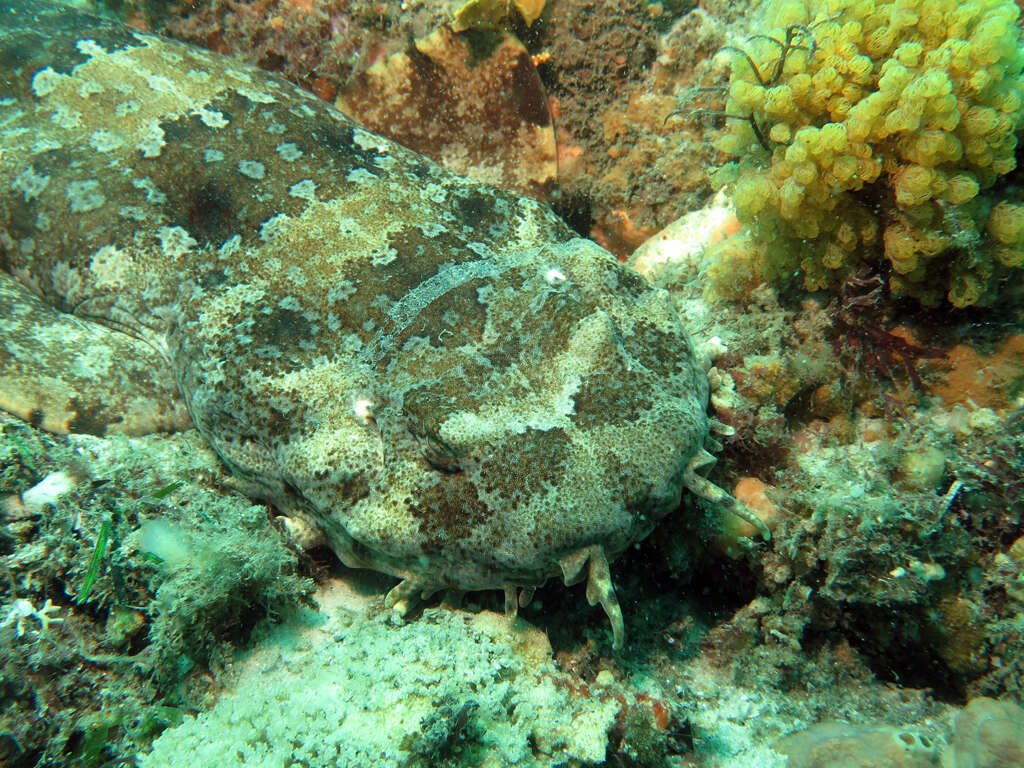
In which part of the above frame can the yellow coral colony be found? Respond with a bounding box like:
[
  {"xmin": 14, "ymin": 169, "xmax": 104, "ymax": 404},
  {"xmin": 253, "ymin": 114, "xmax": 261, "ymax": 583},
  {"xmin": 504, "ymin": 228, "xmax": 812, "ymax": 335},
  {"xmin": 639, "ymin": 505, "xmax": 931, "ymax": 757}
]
[{"xmin": 710, "ymin": 0, "xmax": 1024, "ymax": 306}]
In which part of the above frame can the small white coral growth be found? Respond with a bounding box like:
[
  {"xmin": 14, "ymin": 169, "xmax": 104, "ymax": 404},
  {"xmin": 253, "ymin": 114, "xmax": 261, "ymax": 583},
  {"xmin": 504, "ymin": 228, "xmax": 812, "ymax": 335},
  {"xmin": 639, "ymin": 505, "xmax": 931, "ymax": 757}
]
[{"xmin": 2, "ymin": 598, "xmax": 64, "ymax": 637}]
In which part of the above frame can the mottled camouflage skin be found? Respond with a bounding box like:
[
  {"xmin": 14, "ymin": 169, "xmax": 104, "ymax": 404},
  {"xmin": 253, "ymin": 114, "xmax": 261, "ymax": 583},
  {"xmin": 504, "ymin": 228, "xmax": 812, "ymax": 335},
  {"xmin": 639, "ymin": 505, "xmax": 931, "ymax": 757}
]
[{"xmin": 0, "ymin": 1, "xmax": 714, "ymax": 645}]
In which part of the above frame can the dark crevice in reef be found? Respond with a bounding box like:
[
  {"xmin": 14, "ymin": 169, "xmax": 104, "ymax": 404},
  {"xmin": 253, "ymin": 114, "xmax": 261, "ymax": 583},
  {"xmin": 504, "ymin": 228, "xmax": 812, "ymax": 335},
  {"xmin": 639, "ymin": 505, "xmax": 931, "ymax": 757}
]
[
  {"xmin": 832, "ymin": 604, "xmax": 969, "ymax": 704},
  {"xmin": 551, "ymin": 192, "xmax": 595, "ymax": 238}
]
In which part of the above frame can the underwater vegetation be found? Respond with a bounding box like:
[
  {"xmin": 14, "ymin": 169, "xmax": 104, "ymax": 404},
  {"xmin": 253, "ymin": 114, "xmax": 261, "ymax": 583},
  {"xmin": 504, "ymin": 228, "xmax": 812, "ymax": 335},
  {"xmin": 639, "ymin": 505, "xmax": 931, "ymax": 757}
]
[
  {"xmin": 0, "ymin": 415, "xmax": 313, "ymax": 764},
  {"xmin": 708, "ymin": 0, "xmax": 1024, "ymax": 307}
]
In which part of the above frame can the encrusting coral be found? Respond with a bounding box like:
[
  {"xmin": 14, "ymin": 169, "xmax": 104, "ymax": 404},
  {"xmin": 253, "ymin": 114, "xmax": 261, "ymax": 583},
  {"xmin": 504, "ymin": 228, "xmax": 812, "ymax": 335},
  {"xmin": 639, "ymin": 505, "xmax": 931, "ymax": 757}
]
[{"xmin": 709, "ymin": 0, "xmax": 1024, "ymax": 307}]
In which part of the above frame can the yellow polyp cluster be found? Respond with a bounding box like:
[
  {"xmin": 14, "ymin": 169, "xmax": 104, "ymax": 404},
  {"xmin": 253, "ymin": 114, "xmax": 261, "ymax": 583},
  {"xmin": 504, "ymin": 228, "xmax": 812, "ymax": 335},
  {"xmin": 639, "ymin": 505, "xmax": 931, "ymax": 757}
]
[
  {"xmin": 708, "ymin": 0, "xmax": 1024, "ymax": 307},
  {"xmin": 987, "ymin": 201, "xmax": 1024, "ymax": 267}
]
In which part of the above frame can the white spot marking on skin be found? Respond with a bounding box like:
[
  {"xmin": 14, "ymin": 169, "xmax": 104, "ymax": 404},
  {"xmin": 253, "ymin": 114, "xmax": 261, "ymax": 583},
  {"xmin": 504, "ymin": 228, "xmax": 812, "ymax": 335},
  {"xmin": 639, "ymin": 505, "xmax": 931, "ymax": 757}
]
[
  {"xmin": 236, "ymin": 86, "xmax": 275, "ymax": 104},
  {"xmin": 115, "ymin": 100, "xmax": 140, "ymax": 117},
  {"xmin": 157, "ymin": 226, "xmax": 198, "ymax": 257},
  {"xmin": 66, "ymin": 179, "xmax": 105, "ymax": 213},
  {"xmin": 89, "ymin": 244, "xmax": 132, "ymax": 290},
  {"xmin": 186, "ymin": 69, "xmax": 211, "ymax": 83},
  {"xmin": 423, "ymin": 182, "xmax": 447, "ymax": 203},
  {"xmin": 75, "ymin": 38, "xmax": 107, "ymax": 57},
  {"xmin": 286, "ymin": 266, "xmax": 308, "ymax": 286},
  {"xmin": 0, "ymin": 127, "xmax": 28, "ymax": 148},
  {"xmin": 12, "ymin": 167, "xmax": 49, "ymax": 201},
  {"xmin": 346, "ymin": 168, "xmax": 377, "ymax": 186},
  {"xmin": 132, "ymin": 177, "xmax": 166, "ymax": 203},
  {"xmin": 138, "ymin": 123, "xmax": 166, "ymax": 157},
  {"xmin": 51, "ymin": 105, "xmax": 81, "ymax": 129},
  {"xmin": 194, "ymin": 106, "xmax": 229, "ymax": 128},
  {"xmin": 289, "ymin": 104, "xmax": 316, "ymax": 119},
  {"xmin": 156, "ymin": 47, "xmax": 184, "ymax": 65},
  {"xmin": 545, "ymin": 268, "xmax": 567, "ymax": 284},
  {"xmin": 218, "ymin": 235, "xmax": 241, "ymax": 258},
  {"xmin": 353, "ymin": 398, "xmax": 374, "ymax": 422},
  {"xmin": 31, "ymin": 68, "xmax": 61, "ymax": 98},
  {"xmin": 146, "ymin": 73, "xmax": 177, "ymax": 93},
  {"xmin": 371, "ymin": 248, "xmax": 398, "ymax": 267},
  {"xmin": 288, "ymin": 179, "xmax": 316, "ymax": 201},
  {"xmin": 327, "ymin": 281, "xmax": 356, "ymax": 303},
  {"xmin": 184, "ymin": 47, "xmax": 215, "ymax": 65},
  {"xmin": 30, "ymin": 138, "xmax": 61, "ymax": 154},
  {"xmin": 89, "ymin": 129, "xmax": 124, "ymax": 152},
  {"xmin": 260, "ymin": 213, "xmax": 290, "ymax": 240},
  {"xmin": 204, "ymin": 149, "xmax": 224, "ymax": 163},
  {"xmin": 238, "ymin": 160, "xmax": 265, "ymax": 180},
  {"xmin": 353, "ymin": 127, "xmax": 388, "ymax": 153},
  {"xmin": 224, "ymin": 68, "xmax": 253, "ymax": 84},
  {"xmin": 418, "ymin": 222, "xmax": 446, "ymax": 237},
  {"xmin": 278, "ymin": 296, "xmax": 301, "ymax": 311},
  {"xmin": 276, "ymin": 142, "xmax": 302, "ymax": 161},
  {"xmin": 78, "ymin": 79, "xmax": 105, "ymax": 97},
  {"xmin": 118, "ymin": 206, "xmax": 149, "ymax": 221}
]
